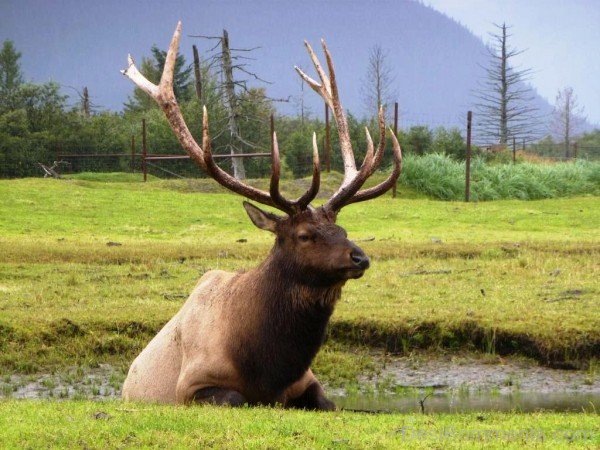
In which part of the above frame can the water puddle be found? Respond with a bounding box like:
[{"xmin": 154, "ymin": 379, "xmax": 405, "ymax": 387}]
[
  {"xmin": 332, "ymin": 353, "xmax": 599, "ymax": 413},
  {"xmin": 1, "ymin": 364, "xmax": 125, "ymax": 400},
  {"xmin": 1, "ymin": 354, "xmax": 598, "ymax": 414},
  {"xmin": 334, "ymin": 392, "xmax": 599, "ymax": 414}
]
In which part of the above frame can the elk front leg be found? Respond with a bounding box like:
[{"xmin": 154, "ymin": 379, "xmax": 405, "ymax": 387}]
[
  {"xmin": 284, "ymin": 370, "xmax": 336, "ymax": 411},
  {"xmin": 192, "ymin": 386, "xmax": 247, "ymax": 406}
]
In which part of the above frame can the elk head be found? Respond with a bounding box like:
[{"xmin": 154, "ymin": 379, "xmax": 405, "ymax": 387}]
[{"xmin": 121, "ymin": 22, "xmax": 402, "ymax": 285}]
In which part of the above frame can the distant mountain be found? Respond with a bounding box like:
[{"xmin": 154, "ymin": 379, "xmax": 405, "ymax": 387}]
[
  {"xmin": 2, "ymin": 0, "xmax": 567, "ymax": 138},
  {"xmin": 224, "ymin": 0, "xmax": 557, "ymax": 138}
]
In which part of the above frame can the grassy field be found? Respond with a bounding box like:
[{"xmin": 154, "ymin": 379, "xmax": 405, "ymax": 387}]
[
  {"xmin": 0, "ymin": 174, "xmax": 598, "ymax": 377},
  {"xmin": 0, "ymin": 174, "xmax": 598, "ymax": 447},
  {"xmin": 0, "ymin": 400, "xmax": 597, "ymax": 449},
  {"xmin": 0, "ymin": 179, "xmax": 600, "ymax": 372}
]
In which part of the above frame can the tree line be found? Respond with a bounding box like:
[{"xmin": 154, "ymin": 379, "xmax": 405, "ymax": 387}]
[
  {"xmin": 1, "ymin": 24, "xmax": 596, "ymax": 179},
  {"xmin": 0, "ymin": 38, "xmax": 470, "ymax": 179}
]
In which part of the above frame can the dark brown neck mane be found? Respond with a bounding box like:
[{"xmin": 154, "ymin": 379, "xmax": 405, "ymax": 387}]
[{"xmin": 228, "ymin": 249, "xmax": 343, "ymax": 402}]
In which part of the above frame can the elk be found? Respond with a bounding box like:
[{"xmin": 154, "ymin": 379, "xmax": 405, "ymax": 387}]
[{"xmin": 120, "ymin": 22, "xmax": 401, "ymax": 410}]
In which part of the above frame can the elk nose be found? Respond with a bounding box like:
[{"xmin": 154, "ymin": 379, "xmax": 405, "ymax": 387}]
[{"xmin": 351, "ymin": 250, "xmax": 370, "ymax": 270}]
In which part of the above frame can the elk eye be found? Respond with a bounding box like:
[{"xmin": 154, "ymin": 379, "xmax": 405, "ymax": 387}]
[{"xmin": 298, "ymin": 234, "xmax": 311, "ymax": 242}]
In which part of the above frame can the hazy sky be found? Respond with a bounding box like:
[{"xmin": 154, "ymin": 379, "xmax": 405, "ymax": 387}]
[
  {"xmin": 1, "ymin": 0, "xmax": 599, "ymax": 125},
  {"xmin": 426, "ymin": 0, "xmax": 600, "ymax": 124}
]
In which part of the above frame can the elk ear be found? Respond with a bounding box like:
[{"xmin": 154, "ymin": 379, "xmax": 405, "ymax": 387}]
[{"xmin": 243, "ymin": 201, "xmax": 281, "ymax": 233}]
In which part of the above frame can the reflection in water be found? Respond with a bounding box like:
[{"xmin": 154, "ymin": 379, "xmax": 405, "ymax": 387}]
[{"xmin": 334, "ymin": 392, "xmax": 600, "ymax": 413}]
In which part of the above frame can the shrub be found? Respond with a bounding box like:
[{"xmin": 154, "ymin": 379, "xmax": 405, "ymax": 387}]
[{"xmin": 399, "ymin": 153, "xmax": 600, "ymax": 201}]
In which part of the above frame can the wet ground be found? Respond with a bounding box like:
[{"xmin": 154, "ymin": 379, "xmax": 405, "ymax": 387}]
[
  {"xmin": 361, "ymin": 353, "xmax": 600, "ymax": 395},
  {"xmin": 334, "ymin": 392, "xmax": 599, "ymax": 413},
  {"xmin": 0, "ymin": 364, "xmax": 125, "ymax": 400},
  {"xmin": 332, "ymin": 353, "xmax": 600, "ymax": 413},
  {"xmin": 1, "ymin": 354, "xmax": 598, "ymax": 413}
]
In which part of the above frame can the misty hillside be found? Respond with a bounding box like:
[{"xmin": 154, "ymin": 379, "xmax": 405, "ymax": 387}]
[
  {"xmin": 1, "ymin": 0, "xmax": 560, "ymax": 136},
  {"xmin": 208, "ymin": 0, "xmax": 555, "ymax": 133}
]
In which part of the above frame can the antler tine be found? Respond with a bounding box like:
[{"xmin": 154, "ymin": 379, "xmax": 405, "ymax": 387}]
[
  {"xmin": 271, "ymin": 129, "xmax": 321, "ymax": 213},
  {"xmin": 346, "ymin": 128, "xmax": 403, "ymax": 205},
  {"xmin": 296, "ymin": 132, "xmax": 321, "ymax": 209},
  {"xmin": 304, "ymin": 41, "xmax": 332, "ymax": 100},
  {"xmin": 320, "ymin": 40, "xmax": 339, "ymax": 112},
  {"xmin": 294, "ymin": 66, "xmax": 321, "ymax": 97},
  {"xmin": 325, "ymin": 127, "xmax": 375, "ymax": 212},
  {"xmin": 367, "ymin": 106, "xmax": 387, "ymax": 177},
  {"xmin": 319, "ymin": 40, "xmax": 357, "ymax": 182},
  {"xmin": 202, "ymin": 105, "xmax": 210, "ymax": 153},
  {"xmin": 201, "ymin": 107, "xmax": 276, "ymax": 207},
  {"xmin": 298, "ymin": 40, "xmax": 358, "ymax": 198},
  {"xmin": 269, "ymin": 132, "xmax": 296, "ymax": 215},
  {"xmin": 122, "ymin": 21, "xmax": 206, "ymax": 171},
  {"xmin": 159, "ymin": 21, "xmax": 181, "ymax": 96},
  {"xmin": 122, "ymin": 55, "xmax": 158, "ymax": 98}
]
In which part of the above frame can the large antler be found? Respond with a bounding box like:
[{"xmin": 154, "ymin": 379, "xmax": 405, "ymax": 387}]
[
  {"xmin": 295, "ymin": 40, "xmax": 402, "ymax": 212},
  {"xmin": 121, "ymin": 22, "xmax": 319, "ymax": 215}
]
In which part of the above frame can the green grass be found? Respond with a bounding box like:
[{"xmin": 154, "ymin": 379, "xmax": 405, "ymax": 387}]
[
  {"xmin": 0, "ymin": 400, "xmax": 597, "ymax": 449},
  {"xmin": 2, "ymin": 175, "xmax": 598, "ymax": 243},
  {"xmin": 402, "ymin": 154, "xmax": 600, "ymax": 200},
  {"xmin": 0, "ymin": 177, "xmax": 599, "ymax": 377}
]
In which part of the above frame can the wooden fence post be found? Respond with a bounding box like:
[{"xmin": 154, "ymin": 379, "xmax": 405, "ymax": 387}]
[
  {"xmin": 325, "ymin": 103, "xmax": 331, "ymax": 172},
  {"xmin": 465, "ymin": 111, "xmax": 472, "ymax": 202},
  {"xmin": 142, "ymin": 118, "xmax": 147, "ymax": 182},
  {"xmin": 130, "ymin": 135, "xmax": 135, "ymax": 173},
  {"xmin": 512, "ymin": 136, "xmax": 516, "ymax": 164},
  {"xmin": 392, "ymin": 101, "xmax": 399, "ymax": 198}
]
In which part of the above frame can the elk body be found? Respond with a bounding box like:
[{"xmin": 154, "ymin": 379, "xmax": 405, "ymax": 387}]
[{"xmin": 120, "ymin": 22, "xmax": 401, "ymax": 409}]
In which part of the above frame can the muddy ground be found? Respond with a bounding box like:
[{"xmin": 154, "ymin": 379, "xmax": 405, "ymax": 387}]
[{"xmin": 2, "ymin": 353, "xmax": 598, "ymax": 402}]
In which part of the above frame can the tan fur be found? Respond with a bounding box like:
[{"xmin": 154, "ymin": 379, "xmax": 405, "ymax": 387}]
[
  {"xmin": 122, "ymin": 268, "xmax": 326, "ymax": 405},
  {"xmin": 122, "ymin": 270, "xmax": 235, "ymax": 403}
]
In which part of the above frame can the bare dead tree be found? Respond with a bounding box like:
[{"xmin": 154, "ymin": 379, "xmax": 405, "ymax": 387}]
[
  {"xmin": 63, "ymin": 84, "xmax": 99, "ymax": 116},
  {"xmin": 220, "ymin": 30, "xmax": 246, "ymax": 179},
  {"xmin": 291, "ymin": 67, "xmax": 312, "ymax": 125},
  {"xmin": 192, "ymin": 45, "xmax": 202, "ymax": 102},
  {"xmin": 361, "ymin": 45, "xmax": 396, "ymax": 120},
  {"xmin": 551, "ymin": 87, "xmax": 586, "ymax": 158},
  {"xmin": 474, "ymin": 23, "xmax": 541, "ymax": 145},
  {"xmin": 192, "ymin": 30, "xmax": 277, "ymax": 180},
  {"xmin": 82, "ymin": 86, "xmax": 90, "ymax": 117}
]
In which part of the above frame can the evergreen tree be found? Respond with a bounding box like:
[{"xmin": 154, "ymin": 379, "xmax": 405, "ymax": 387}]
[
  {"xmin": 124, "ymin": 45, "xmax": 192, "ymax": 113},
  {"xmin": 0, "ymin": 40, "xmax": 24, "ymax": 112},
  {"xmin": 150, "ymin": 45, "xmax": 193, "ymax": 101}
]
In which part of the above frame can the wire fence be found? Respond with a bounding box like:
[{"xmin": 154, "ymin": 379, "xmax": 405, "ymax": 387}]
[{"xmin": 5, "ymin": 107, "xmax": 599, "ymax": 181}]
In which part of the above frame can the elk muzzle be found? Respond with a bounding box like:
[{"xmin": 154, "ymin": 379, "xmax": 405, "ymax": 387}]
[{"xmin": 347, "ymin": 242, "xmax": 370, "ymax": 277}]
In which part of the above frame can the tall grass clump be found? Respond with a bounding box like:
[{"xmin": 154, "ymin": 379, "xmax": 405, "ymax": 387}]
[{"xmin": 400, "ymin": 153, "xmax": 600, "ymax": 201}]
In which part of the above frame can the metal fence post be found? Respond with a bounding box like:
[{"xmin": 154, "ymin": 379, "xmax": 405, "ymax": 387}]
[
  {"xmin": 392, "ymin": 101, "xmax": 399, "ymax": 198},
  {"xmin": 142, "ymin": 118, "xmax": 147, "ymax": 182},
  {"xmin": 55, "ymin": 142, "xmax": 62, "ymax": 175},
  {"xmin": 465, "ymin": 111, "xmax": 472, "ymax": 202},
  {"xmin": 270, "ymin": 114, "xmax": 275, "ymax": 153},
  {"xmin": 325, "ymin": 103, "xmax": 331, "ymax": 172},
  {"xmin": 130, "ymin": 135, "xmax": 135, "ymax": 172}
]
